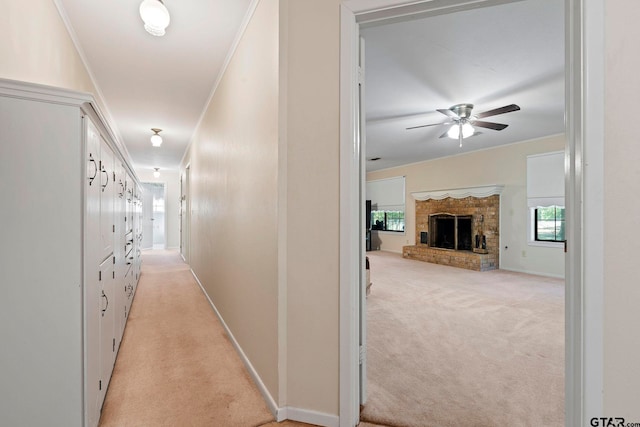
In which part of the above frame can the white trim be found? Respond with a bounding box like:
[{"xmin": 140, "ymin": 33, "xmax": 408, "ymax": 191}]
[
  {"xmin": 411, "ymin": 184, "xmax": 504, "ymax": 200},
  {"xmin": 282, "ymin": 407, "xmax": 340, "ymax": 427},
  {"xmin": 189, "ymin": 269, "xmax": 280, "ymax": 419},
  {"xmin": 580, "ymin": 0, "xmax": 604, "ymax": 420},
  {"xmin": 500, "ymin": 267, "xmax": 565, "ymax": 280},
  {"xmin": 340, "ymin": 1, "xmax": 593, "ymax": 426},
  {"xmin": 277, "ymin": 0, "xmax": 290, "ymax": 408},
  {"xmin": 339, "ymin": 4, "xmax": 361, "ymax": 426},
  {"xmin": 528, "ymin": 241, "xmax": 564, "ymax": 249}
]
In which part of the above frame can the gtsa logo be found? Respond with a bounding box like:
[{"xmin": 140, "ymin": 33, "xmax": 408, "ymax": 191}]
[{"xmin": 590, "ymin": 418, "xmax": 624, "ymax": 427}]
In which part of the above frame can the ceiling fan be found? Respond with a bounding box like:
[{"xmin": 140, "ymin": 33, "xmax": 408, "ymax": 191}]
[{"xmin": 406, "ymin": 103, "xmax": 521, "ymax": 147}]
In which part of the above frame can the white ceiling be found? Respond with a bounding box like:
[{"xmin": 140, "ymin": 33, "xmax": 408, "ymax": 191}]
[
  {"xmin": 54, "ymin": 0, "xmax": 564, "ymax": 175},
  {"xmin": 56, "ymin": 0, "xmax": 254, "ymax": 173},
  {"xmin": 362, "ymin": 0, "xmax": 565, "ymax": 172}
]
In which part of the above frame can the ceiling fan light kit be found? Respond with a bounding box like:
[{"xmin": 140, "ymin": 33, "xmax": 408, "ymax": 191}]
[
  {"xmin": 139, "ymin": 0, "xmax": 170, "ymax": 37},
  {"xmin": 407, "ymin": 103, "xmax": 520, "ymax": 148}
]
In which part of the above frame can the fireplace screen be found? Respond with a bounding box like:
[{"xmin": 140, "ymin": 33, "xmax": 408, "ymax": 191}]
[{"xmin": 429, "ymin": 214, "xmax": 473, "ymax": 251}]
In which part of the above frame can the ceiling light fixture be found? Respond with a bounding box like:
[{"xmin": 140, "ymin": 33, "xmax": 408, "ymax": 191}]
[
  {"xmin": 139, "ymin": 0, "xmax": 170, "ymax": 37},
  {"xmin": 447, "ymin": 121, "xmax": 475, "ymax": 140},
  {"xmin": 153, "ymin": 168, "xmax": 160, "ymax": 178},
  {"xmin": 150, "ymin": 128, "xmax": 163, "ymax": 147}
]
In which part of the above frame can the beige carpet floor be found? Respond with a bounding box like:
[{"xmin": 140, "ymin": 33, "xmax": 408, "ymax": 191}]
[
  {"xmin": 99, "ymin": 249, "xmax": 387, "ymax": 427},
  {"xmin": 360, "ymin": 251, "xmax": 565, "ymax": 427}
]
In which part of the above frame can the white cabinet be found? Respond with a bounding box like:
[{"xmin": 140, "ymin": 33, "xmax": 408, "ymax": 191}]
[
  {"xmin": 0, "ymin": 79, "xmax": 143, "ymax": 427},
  {"xmin": 99, "ymin": 136, "xmax": 115, "ymax": 261}
]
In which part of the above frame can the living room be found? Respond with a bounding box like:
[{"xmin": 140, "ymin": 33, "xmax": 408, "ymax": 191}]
[{"xmin": 360, "ymin": 1, "xmax": 566, "ymax": 425}]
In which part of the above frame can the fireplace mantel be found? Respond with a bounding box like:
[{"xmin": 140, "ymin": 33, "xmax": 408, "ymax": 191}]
[{"xmin": 411, "ymin": 185, "xmax": 504, "ymax": 201}]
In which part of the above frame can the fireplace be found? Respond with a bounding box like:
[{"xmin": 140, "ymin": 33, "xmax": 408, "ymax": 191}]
[
  {"xmin": 403, "ymin": 186, "xmax": 503, "ymax": 271},
  {"xmin": 429, "ymin": 214, "xmax": 473, "ymax": 251}
]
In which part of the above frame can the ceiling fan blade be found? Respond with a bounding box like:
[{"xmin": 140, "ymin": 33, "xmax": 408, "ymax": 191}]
[
  {"xmin": 406, "ymin": 121, "xmax": 452, "ymax": 130},
  {"xmin": 472, "ymin": 120, "xmax": 508, "ymax": 131},
  {"xmin": 474, "ymin": 104, "xmax": 520, "ymax": 119},
  {"xmin": 437, "ymin": 108, "xmax": 460, "ymax": 119}
]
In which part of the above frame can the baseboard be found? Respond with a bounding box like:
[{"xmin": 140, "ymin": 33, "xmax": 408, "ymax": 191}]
[
  {"xmin": 499, "ymin": 266, "xmax": 564, "ymax": 279},
  {"xmin": 380, "ymin": 248, "xmax": 402, "ymax": 254},
  {"xmin": 189, "ymin": 269, "xmax": 280, "ymax": 419},
  {"xmin": 280, "ymin": 407, "xmax": 340, "ymax": 427}
]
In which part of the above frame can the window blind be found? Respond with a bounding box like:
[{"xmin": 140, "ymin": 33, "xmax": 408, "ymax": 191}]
[
  {"xmin": 366, "ymin": 176, "xmax": 405, "ymax": 211},
  {"xmin": 526, "ymin": 151, "xmax": 564, "ymax": 207}
]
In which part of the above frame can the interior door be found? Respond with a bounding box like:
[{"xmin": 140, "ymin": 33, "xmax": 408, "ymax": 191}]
[
  {"xmin": 182, "ymin": 166, "xmax": 190, "ymax": 262},
  {"xmin": 141, "ymin": 184, "xmax": 154, "ymax": 250}
]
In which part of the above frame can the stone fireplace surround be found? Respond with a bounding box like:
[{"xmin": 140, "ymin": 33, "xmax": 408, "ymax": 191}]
[{"xmin": 402, "ymin": 185, "xmax": 502, "ymax": 271}]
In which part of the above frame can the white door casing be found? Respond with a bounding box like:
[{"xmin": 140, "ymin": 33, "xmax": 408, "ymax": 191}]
[{"xmin": 339, "ymin": 0, "xmax": 602, "ymax": 426}]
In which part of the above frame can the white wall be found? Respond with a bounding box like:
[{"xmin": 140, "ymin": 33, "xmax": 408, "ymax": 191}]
[
  {"xmin": 367, "ymin": 135, "xmax": 565, "ymax": 278},
  {"xmin": 136, "ymin": 169, "xmax": 181, "ymax": 249}
]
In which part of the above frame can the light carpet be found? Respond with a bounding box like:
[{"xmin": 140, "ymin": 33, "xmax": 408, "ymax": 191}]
[
  {"xmin": 99, "ymin": 249, "xmax": 388, "ymax": 427},
  {"xmin": 99, "ymin": 249, "xmax": 276, "ymax": 427},
  {"xmin": 360, "ymin": 251, "xmax": 564, "ymax": 427}
]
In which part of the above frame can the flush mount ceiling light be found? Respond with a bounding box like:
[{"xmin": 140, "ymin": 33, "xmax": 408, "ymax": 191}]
[
  {"xmin": 153, "ymin": 168, "xmax": 160, "ymax": 178},
  {"xmin": 139, "ymin": 0, "xmax": 170, "ymax": 37},
  {"xmin": 150, "ymin": 128, "xmax": 163, "ymax": 147}
]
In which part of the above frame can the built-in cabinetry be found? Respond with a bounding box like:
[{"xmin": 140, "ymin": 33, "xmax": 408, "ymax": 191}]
[{"xmin": 0, "ymin": 79, "xmax": 143, "ymax": 427}]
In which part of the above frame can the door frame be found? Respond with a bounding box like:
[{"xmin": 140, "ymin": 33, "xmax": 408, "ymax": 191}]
[
  {"xmin": 338, "ymin": 0, "xmax": 605, "ymax": 426},
  {"xmin": 181, "ymin": 164, "xmax": 191, "ymax": 263}
]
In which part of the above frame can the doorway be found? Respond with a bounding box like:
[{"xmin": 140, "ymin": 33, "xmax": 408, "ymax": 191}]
[
  {"xmin": 141, "ymin": 182, "xmax": 166, "ymax": 250},
  {"xmin": 339, "ymin": 0, "xmax": 596, "ymax": 426},
  {"xmin": 359, "ymin": 2, "xmax": 566, "ymax": 424},
  {"xmin": 180, "ymin": 165, "xmax": 190, "ymax": 263}
]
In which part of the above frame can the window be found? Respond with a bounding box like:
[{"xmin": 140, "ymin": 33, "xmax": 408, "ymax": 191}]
[
  {"xmin": 527, "ymin": 151, "xmax": 565, "ymax": 246},
  {"xmin": 534, "ymin": 206, "xmax": 565, "ymax": 242},
  {"xmin": 371, "ymin": 210, "xmax": 404, "ymax": 232},
  {"xmin": 366, "ymin": 176, "xmax": 405, "ymax": 233}
]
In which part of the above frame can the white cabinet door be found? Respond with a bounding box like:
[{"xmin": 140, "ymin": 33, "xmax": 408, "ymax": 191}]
[
  {"xmin": 84, "ymin": 259, "xmax": 101, "ymax": 427},
  {"xmin": 99, "ymin": 138, "xmax": 114, "ymax": 261},
  {"xmin": 84, "ymin": 117, "xmax": 103, "ymax": 427},
  {"xmin": 85, "ymin": 119, "xmax": 102, "ymax": 266},
  {"xmin": 99, "ymin": 256, "xmax": 116, "ymax": 404},
  {"xmin": 113, "ymin": 162, "xmax": 127, "ymax": 349}
]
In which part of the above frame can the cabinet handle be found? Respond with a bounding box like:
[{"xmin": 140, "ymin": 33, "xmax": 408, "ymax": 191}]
[
  {"xmin": 101, "ymin": 291, "xmax": 109, "ymax": 316},
  {"xmin": 101, "ymin": 166, "xmax": 109, "ymax": 192},
  {"xmin": 88, "ymin": 154, "xmax": 97, "ymax": 186}
]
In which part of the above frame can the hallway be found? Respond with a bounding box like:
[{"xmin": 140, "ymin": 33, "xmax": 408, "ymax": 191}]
[{"xmin": 98, "ymin": 250, "xmax": 381, "ymax": 427}]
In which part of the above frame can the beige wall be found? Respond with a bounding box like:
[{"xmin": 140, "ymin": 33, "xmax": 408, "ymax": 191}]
[
  {"xmin": 136, "ymin": 169, "xmax": 181, "ymax": 249},
  {"xmin": 182, "ymin": 0, "xmax": 281, "ymax": 403},
  {"xmin": 182, "ymin": 0, "xmax": 341, "ymax": 417},
  {"xmin": 603, "ymin": 1, "xmax": 640, "ymax": 419},
  {"xmin": 0, "ymin": 0, "xmax": 95, "ymax": 94},
  {"xmin": 367, "ymin": 135, "xmax": 566, "ymax": 278},
  {"xmin": 282, "ymin": 0, "xmax": 341, "ymax": 415}
]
